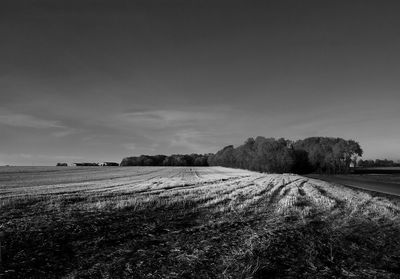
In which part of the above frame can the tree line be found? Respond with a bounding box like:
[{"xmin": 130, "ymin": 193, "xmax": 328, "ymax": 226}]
[
  {"xmin": 357, "ymin": 159, "xmax": 400, "ymax": 168},
  {"xmin": 120, "ymin": 137, "xmax": 363, "ymax": 174},
  {"xmin": 120, "ymin": 154, "xmax": 211, "ymax": 167},
  {"xmin": 208, "ymin": 136, "xmax": 363, "ymax": 174}
]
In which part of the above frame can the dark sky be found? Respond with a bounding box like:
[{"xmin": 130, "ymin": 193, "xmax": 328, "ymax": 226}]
[{"xmin": 1, "ymin": 0, "xmax": 400, "ymax": 165}]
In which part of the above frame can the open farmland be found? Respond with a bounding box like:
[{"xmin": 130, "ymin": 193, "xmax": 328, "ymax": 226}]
[{"xmin": 1, "ymin": 167, "xmax": 400, "ymax": 278}]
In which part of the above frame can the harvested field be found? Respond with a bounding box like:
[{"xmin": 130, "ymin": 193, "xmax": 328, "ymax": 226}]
[{"xmin": 1, "ymin": 167, "xmax": 400, "ymax": 278}]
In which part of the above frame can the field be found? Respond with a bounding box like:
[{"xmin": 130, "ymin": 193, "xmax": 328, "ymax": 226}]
[{"xmin": 1, "ymin": 167, "xmax": 400, "ymax": 278}]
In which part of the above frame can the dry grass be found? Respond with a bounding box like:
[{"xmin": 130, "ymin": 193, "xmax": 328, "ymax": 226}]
[{"xmin": 1, "ymin": 167, "xmax": 400, "ymax": 278}]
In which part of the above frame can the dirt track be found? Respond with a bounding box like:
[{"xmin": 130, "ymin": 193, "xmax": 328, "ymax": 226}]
[{"xmin": 307, "ymin": 174, "xmax": 400, "ymax": 197}]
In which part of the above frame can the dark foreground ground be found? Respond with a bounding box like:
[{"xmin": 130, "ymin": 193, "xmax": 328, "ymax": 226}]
[{"xmin": 1, "ymin": 167, "xmax": 400, "ymax": 278}]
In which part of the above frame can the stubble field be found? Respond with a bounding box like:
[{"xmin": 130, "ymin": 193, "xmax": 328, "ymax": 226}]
[{"xmin": 1, "ymin": 166, "xmax": 400, "ymax": 278}]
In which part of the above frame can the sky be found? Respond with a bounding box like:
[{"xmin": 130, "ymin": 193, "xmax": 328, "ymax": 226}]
[{"xmin": 1, "ymin": 0, "xmax": 400, "ymax": 165}]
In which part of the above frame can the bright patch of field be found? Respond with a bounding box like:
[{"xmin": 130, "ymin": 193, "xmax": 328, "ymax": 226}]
[{"xmin": 1, "ymin": 167, "xmax": 400, "ymax": 278}]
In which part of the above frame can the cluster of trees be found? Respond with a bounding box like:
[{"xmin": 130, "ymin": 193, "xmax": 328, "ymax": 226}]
[
  {"xmin": 73, "ymin": 162, "xmax": 100, "ymax": 166},
  {"xmin": 120, "ymin": 137, "xmax": 363, "ymax": 174},
  {"xmin": 293, "ymin": 137, "xmax": 363, "ymax": 174},
  {"xmin": 357, "ymin": 159, "xmax": 400, "ymax": 168},
  {"xmin": 120, "ymin": 154, "xmax": 211, "ymax": 167},
  {"xmin": 208, "ymin": 137, "xmax": 298, "ymax": 173},
  {"xmin": 208, "ymin": 137, "xmax": 363, "ymax": 174}
]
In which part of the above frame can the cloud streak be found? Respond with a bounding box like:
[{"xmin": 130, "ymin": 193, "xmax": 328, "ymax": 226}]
[
  {"xmin": 110, "ymin": 108, "xmax": 234, "ymax": 153},
  {"xmin": 0, "ymin": 113, "xmax": 64, "ymax": 129},
  {"xmin": 0, "ymin": 110, "xmax": 78, "ymax": 138},
  {"xmin": 114, "ymin": 109, "xmax": 226, "ymax": 130},
  {"xmin": 169, "ymin": 129, "xmax": 216, "ymax": 152}
]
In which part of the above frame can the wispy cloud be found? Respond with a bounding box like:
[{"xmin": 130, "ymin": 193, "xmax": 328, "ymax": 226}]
[
  {"xmin": 114, "ymin": 108, "xmax": 228, "ymax": 130},
  {"xmin": 0, "ymin": 113, "xmax": 64, "ymax": 129},
  {"xmin": 123, "ymin": 143, "xmax": 137, "ymax": 151},
  {"xmin": 0, "ymin": 110, "xmax": 78, "ymax": 138},
  {"xmin": 51, "ymin": 128, "xmax": 78, "ymax": 138},
  {"xmin": 169, "ymin": 129, "xmax": 215, "ymax": 152},
  {"xmin": 122, "ymin": 143, "xmax": 158, "ymax": 154},
  {"xmin": 16, "ymin": 153, "xmax": 84, "ymax": 160},
  {"xmin": 110, "ymin": 108, "xmax": 232, "ymax": 154},
  {"xmin": 98, "ymin": 107, "xmax": 239, "ymax": 154}
]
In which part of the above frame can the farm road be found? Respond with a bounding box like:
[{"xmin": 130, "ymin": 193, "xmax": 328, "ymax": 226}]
[{"xmin": 307, "ymin": 174, "xmax": 400, "ymax": 197}]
